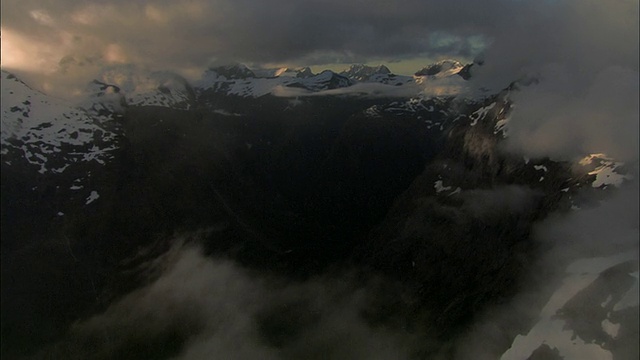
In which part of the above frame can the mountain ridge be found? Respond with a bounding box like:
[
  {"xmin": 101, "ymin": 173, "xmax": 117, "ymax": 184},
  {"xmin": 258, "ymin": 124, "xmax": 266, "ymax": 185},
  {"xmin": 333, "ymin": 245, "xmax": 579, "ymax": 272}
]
[{"xmin": 1, "ymin": 61, "xmax": 636, "ymax": 360}]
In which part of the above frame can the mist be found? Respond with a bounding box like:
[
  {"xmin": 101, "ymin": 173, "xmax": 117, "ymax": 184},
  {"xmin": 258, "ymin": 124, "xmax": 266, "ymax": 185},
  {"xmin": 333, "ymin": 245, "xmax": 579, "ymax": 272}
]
[{"xmin": 39, "ymin": 239, "xmax": 428, "ymax": 360}]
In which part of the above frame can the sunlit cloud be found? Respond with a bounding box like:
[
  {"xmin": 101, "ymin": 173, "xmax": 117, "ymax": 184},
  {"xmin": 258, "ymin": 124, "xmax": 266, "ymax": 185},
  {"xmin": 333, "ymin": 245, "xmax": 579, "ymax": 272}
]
[
  {"xmin": 104, "ymin": 43, "xmax": 128, "ymax": 64},
  {"xmin": 0, "ymin": 28, "xmax": 63, "ymax": 74}
]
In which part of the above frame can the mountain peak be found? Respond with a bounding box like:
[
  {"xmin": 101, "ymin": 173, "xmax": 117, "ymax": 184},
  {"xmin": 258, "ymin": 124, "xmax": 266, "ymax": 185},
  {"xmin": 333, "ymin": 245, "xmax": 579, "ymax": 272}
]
[
  {"xmin": 295, "ymin": 67, "xmax": 314, "ymax": 78},
  {"xmin": 415, "ymin": 60, "xmax": 464, "ymax": 77},
  {"xmin": 271, "ymin": 67, "xmax": 315, "ymax": 78},
  {"xmin": 341, "ymin": 64, "xmax": 392, "ymax": 81}
]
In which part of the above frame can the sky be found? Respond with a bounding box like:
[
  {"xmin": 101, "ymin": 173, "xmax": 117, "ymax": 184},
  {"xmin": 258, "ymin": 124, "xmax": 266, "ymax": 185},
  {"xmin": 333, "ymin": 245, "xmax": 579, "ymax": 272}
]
[
  {"xmin": 0, "ymin": 0, "xmax": 496, "ymax": 76},
  {"xmin": 1, "ymin": 1, "xmax": 638, "ymax": 112}
]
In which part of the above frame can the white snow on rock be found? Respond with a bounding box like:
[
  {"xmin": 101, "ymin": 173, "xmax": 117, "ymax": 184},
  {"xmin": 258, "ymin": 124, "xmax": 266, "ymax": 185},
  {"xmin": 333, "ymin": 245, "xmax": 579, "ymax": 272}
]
[
  {"xmin": 85, "ymin": 191, "xmax": 100, "ymax": 205},
  {"xmin": 469, "ymin": 102, "xmax": 496, "ymax": 126},
  {"xmin": 1, "ymin": 71, "xmax": 118, "ymax": 174},
  {"xmin": 601, "ymin": 319, "xmax": 621, "ymax": 339},
  {"xmin": 579, "ymin": 153, "xmax": 631, "ymax": 188},
  {"xmin": 364, "ymin": 105, "xmax": 381, "ymax": 118},
  {"xmin": 434, "ymin": 180, "xmax": 452, "ymax": 193},
  {"xmin": 213, "ymin": 109, "xmax": 243, "ymax": 117},
  {"xmin": 98, "ymin": 67, "xmax": 194, "ymax": 109},
  {"xmin": 196, "ymin": 61, "xmax": 470, "ymax": 99},
  {"xmin": 613, "ymin": 271, "xmax": 639, "ymax": 311},
  {"xmin": 494, "ymin": 116, "xmax": 510, "ymax": 137},
  {"xmin": 500, "ymin": 252, "xmax": 638, "ymax": 360},
  {"xmin": 196, "ymin": 65, "xmax": 355, "ymax": 98},
  {"xmin": 414, "ymin": 60, "xmax": 465, "ymax": 79}
]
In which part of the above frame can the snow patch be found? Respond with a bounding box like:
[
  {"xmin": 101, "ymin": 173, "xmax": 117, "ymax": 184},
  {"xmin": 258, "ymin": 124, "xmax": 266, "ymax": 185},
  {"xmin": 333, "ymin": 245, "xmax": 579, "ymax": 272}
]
[
  {"xmin": 434, "ymin": 180, "xmax": 452, "ymax": 193},
  {"xmin": 1, "ymin": 71, "xmax": 118, "ymax": 174},
  {"xmin": 86, "ymin": 191, "xmax": 100, "ymax": 205},
  {"xmin": 580, "ymin": 154, "xmax": 631, "ymax": 188},
  {"xmin": 501, "ymin": 253, "xmax": 638, "ymax": 360},
  {"xmin": 469, "ymin": 102, "xmax": 496, "ymax": 126},
  {"xmin": 601, "ymin": 319, "xmax": 620, "ymax": 339}
]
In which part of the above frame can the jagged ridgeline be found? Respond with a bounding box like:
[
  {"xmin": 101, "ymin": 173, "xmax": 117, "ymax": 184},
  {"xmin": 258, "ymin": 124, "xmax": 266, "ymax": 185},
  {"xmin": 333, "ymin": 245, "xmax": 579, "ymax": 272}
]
[{"xmin": 0, "ymin": 61, "xmax": 633, "ymax": 360}]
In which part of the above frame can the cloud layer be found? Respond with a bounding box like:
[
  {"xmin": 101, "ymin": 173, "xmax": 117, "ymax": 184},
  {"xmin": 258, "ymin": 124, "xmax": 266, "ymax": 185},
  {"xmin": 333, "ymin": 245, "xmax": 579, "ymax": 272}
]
[{"xmin": 41, "ymin": 242, "xmax": 424, "ymax": 359}]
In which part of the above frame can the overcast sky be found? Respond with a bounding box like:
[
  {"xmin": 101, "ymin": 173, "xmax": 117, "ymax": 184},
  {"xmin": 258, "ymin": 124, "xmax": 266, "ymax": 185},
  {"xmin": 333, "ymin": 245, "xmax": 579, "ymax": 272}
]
[
  {"xmin": 1, "ymin": 1, "xmax": 637, "ymax": 79},
  {"xmin": 0, "ymin": 0, "xmax": 505, "ymax": 74}
]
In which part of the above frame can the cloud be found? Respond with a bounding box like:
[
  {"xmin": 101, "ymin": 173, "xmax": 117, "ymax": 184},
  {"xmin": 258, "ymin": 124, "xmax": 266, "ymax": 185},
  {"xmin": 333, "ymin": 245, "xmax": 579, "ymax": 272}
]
[
  {"xmin": 504, "ymin": 66, "xmax": 639, "ymax": 162},
  {"xmin": 271, "ymin": 75, "xmax": 467, "ymax": 98},
  {"xmin": 4, "ymin": 0, "xmax": 635, "ymax": 116},
  {"xmin": 451, "ymin": 180, "xmax": 639, "ymax": 360},
  {"xmin": 272, "ymin": 82, "xmax": 421, "ymax": 98},
  {"xmin": 466, "ymin": 0, "xmax": 639, "ymax": 163},
  {"xmin": 40, "ymin": 240, "xmax": 425, "ymax": 359},
  {"xmin": 1, "ymin": 0, "xmax": 522, "ymax": 75}
]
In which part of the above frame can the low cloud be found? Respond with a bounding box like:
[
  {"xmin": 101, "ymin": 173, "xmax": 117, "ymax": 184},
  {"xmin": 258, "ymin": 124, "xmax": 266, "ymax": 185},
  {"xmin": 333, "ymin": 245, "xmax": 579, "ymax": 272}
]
[
  {"xmin": 451, "ymin": 179, "xmax": 639, "ymax": 360},
  {"xmin": 502, "ymin": 65, "xmax": 639, "ymax": 163},
  {"xmin": 272, "ymin": 82, "xmax": 421, "ymax": 98},
  {"xmin": 41, "ymin": 240, "xmax": 425, "ymax": 360},
  {"xmin": 468, "ymin": 0, "xmax": 639, "ymax": 163}
]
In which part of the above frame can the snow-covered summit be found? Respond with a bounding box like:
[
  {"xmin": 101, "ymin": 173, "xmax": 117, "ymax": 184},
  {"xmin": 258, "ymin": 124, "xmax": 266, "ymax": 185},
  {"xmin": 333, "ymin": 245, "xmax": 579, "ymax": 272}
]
[
  {"xmin": 271, "ymin": 67, "xmax": 315, "ymax": 78},
  {"xmin": 340, "ymin": 64, "xmax": 391, "ymax": 82},
  {"xmin": 415, "ymin": 59, "xmax": 465, "ymax": 78},
  {"xmin": 96, "ymin": 67, "xmax": 195, "ymax": 109},
  {"xmin": 579, "ymin": 153, "xmax": 632, "ymax": 188},
  {"xmin": 291, "ymin": 70, "xmax": 352, "ymax": 91},
  {"xmin": 501, "ymin": 253, "xmax": 638, "ymax": 360},
  {"xmin": 196, "ymin": 66, "xmax": 352, "ymax": 98},
  {"xmin": 1, "ymin": 70, "xmax": 118, "ymax": 174}
]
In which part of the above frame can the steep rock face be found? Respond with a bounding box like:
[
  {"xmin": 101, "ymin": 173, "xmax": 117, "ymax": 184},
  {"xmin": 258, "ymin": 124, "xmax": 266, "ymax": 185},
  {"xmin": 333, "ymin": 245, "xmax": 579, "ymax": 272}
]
[
  {"xmin": 1, "ymin": 71, "xmax": 121, "ymax": 175},
  {"xmin": 1, "ymin": 71, "xmax": 123, "ymax": 255},
  {"xmin": 357, "ymin": 90, "xmax": 603, "ymax": 337}
]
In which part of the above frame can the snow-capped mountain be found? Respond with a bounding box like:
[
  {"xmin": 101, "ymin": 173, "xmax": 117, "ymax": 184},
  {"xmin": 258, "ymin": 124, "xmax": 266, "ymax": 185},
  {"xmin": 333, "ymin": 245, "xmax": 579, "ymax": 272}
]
[
  {"xmin": 253, "ymin": 66, "xmax": 315, "ymax": 78},
  {"xmin": 501, "ymin": 253, "xmax": 638, "ymax": 360},
  {"xmin": 1, "ymin": 60, "xmax": 636, "ymax": 360},
  {"xmin": 96, "ymin": 67, "xmax": 196, "ymax": 109},
  {"xmin": 1, "ymin": 70, "xmax": 120, "ymax": 175},
  {"xmin": 196, "ymin": 64, "xmax": 353, "ymax": 98},
  {"xmin": 339, "ymin": 64, "xmax": 418, "ymax": 86},
  {"xmin": 340, "ymin": 64, "xmax": 391, "ymax": 81},
  {"xmin": 415, "ymin": 59, "xmax": 465, "ymax": 78}
]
